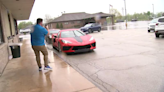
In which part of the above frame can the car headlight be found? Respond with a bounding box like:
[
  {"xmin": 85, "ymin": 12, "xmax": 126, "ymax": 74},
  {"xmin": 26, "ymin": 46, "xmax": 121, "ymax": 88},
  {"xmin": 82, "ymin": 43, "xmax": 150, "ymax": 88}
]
[
  {"xmin": 62, "ymin": 40, "xmax": 72, "ymax": 44},
  {"xmin": 89, "ymin": 37, "xmax": 94, "ymax": 41}
]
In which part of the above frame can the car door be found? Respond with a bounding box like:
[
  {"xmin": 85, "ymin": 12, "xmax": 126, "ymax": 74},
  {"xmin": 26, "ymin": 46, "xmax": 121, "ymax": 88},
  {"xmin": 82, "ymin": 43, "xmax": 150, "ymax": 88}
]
[
  {"xmin": 94, "ymin": 23, "xmax": 100, "ymax": 31},
  {"xmin": 91, "ymin": 24, "xmax": 96, "ymax": 31},
  {"xmin": 54, "ymin": 32, "xmax": 61, "ymax": 47}
]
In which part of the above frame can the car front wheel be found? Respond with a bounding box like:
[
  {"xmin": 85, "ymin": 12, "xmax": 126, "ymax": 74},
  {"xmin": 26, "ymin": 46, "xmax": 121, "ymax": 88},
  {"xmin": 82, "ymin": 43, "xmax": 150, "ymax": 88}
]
[
  {"xmin": 98, "ymin": 28, "xmax": 101, "ymax": 32},
  {"xmin": 148, "ymin": 30, "xmax": 150, "ymax": 32},
  {"xmin": 58, "ymin": 43, "xmax": 62, "ymax": 52},
  {"xmin": 88, "ymin": 29, "xmax": 93, "ymax": 33}
]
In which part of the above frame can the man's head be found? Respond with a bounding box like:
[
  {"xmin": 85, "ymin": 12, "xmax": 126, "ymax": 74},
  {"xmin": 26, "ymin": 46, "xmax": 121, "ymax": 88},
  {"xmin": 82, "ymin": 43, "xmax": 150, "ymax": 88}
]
[{"xmin": 37, "ymin": 18, "xmax": 43, "ymax": 26}]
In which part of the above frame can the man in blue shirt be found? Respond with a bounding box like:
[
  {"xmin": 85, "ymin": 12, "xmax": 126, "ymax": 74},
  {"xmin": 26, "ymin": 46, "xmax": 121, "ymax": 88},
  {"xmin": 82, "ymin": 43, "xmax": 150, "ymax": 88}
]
[{"xmin": 31, "ymin": 18, "xmax": 52, "ymax": 71}]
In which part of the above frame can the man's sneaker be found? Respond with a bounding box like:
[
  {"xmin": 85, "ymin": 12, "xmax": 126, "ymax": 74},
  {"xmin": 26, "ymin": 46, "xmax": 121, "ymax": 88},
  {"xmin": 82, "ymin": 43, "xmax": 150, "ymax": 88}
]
[
  {"xmin": 39, "ymin": 67, "xmax": 42, "ymax": 71},
  {"xmin": 44, "ymin": 65, "xmax": 52, "ymax": 70}
]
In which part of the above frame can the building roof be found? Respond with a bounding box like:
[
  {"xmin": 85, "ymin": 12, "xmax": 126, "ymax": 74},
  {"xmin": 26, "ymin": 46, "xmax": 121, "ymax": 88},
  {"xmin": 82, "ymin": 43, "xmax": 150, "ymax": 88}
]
[{"xmin": 49, "ymin": 12, "xmax": 114, "ymax": 23}]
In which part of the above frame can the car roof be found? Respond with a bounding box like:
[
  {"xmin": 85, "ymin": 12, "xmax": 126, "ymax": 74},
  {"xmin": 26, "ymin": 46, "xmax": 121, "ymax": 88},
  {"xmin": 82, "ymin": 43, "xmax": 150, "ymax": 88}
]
[
  {"xmin": 158, "ymin": 16, "xmax": 164, "ymax": 19},
  {"xmin": 60, "ymin": 29, "xmax": 80, "ymax": 32}
]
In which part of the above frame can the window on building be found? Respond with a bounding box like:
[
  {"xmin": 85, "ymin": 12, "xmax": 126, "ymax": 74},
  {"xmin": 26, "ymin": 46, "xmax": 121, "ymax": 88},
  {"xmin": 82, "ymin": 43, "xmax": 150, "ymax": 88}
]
[
  {"xmin": 64, "ymin": 22, "xmax": 69, "ymax": 25},
  {"xmin": 71, "ymin": 21, "xmax": 74, "ymax": 24},
  {"xmin": 77, "ymin": 21, "xmax": 81, "ymax": 23},
  {"xmin": 0, "ymin": 16, "xmax": 4, "ymax": 44},
  {"xmin": 7, "ymin": 11, "xmax": 12, "ymax": 38},
  {"xmin": 13, "ymin": 19, "xmax": 18, "ymax": 34}
]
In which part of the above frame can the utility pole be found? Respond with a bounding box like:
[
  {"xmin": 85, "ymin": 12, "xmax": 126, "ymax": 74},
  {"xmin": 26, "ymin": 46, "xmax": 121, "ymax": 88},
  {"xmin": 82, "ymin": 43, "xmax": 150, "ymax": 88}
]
[
  {"xmin": 122, "ymin": 7, "xmax": 124, "ymax": 16},
  {"xmin": 152, "ymin": 4, "xmax": 154, "ymax": 18},
  {"xmin": 124, "ymin": 0, "xmax": 127, "ymax": 29}
]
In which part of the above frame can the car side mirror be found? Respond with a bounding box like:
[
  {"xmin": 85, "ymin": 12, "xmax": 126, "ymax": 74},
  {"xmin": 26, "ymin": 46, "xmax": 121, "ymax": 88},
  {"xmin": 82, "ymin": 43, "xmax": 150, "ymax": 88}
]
[{"xmin": 54, "ymin": 35, "xmax": 57, "ymax": 38}]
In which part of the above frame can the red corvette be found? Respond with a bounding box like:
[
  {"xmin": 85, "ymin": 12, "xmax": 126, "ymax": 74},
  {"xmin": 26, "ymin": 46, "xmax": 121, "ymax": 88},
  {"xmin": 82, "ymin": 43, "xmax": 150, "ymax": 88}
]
[{"xmin": 52, "ymin": 29, "xmax": 96, "ymax": 53}]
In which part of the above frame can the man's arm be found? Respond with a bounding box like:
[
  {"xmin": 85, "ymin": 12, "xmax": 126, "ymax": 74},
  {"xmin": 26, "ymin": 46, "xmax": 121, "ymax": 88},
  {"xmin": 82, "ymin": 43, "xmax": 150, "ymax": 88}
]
[{"xmin": 45, "ymin": 25, "xmax": 50, "ymax": 36}]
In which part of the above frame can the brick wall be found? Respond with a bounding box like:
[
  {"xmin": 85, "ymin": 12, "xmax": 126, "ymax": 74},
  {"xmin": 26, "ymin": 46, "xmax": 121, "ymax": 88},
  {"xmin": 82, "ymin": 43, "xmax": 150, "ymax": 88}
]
[
  {"xmin": 50, "ymin": 20, "xmax": 85, "ymax": 29},
  {"xmin": 0, "ymin": 2, "xmax": 19, "ymax": 75},
  {"xmin": 99, "ymin": 18, "xmax": 107, "ymax": 26},
  {"xmin": 0, "ymin": 44, "xmax": 8, "ymax": 75}
]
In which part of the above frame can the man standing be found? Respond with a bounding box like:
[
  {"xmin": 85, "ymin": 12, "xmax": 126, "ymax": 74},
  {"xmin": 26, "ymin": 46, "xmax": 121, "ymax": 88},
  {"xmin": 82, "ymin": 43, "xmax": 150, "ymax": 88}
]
[{"xmin": 31, "ymin": 18, "xmax": 52, "ymax": 71}]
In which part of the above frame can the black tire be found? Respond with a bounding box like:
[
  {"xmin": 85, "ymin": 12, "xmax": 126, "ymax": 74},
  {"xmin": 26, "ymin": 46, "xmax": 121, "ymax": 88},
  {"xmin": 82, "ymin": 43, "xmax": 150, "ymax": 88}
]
[
  {"xmin": 98, "ymin": 28, "xmax": 101, "ymax": 32},
  {"xmin": 88, "ymin": 29, "xmax": 93, "ymax": 33},
  {"xmin": 58, "ymin": 43, "xmax": 62, "ymax": 52},
  {"xmin": 155, "ymin": 33, "xmax": 159, "ymax": 38},
  {"xmin": 52, "ymin": 45, "xmax": 56, "ymax": 49},
  {"xmin": 148, "ymin": 30, "xmax": 150, "ymax": 32}
]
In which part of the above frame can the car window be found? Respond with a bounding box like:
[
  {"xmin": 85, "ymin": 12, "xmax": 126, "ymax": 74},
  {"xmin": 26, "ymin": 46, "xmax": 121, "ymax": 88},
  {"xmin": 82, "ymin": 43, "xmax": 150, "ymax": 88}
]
[
  {"xmin": 158, "ymin": 18, "xmax": 164, "ymax": 22},
  {"xmin": 61, "ymin": 30, "xmax": 85, "ymax": 38},
  {"xmin": 84, "ymin": 24, "xmax": 92, "ymax": 27},
  {"xmin": 49, "ymin": 30, "xmax": 60, "ymax": 34},
  {"xmin": 74, "ymin": 30, "xmax": 85, "ymax": 36},
  {"xmin": 61, "ymin": 31, "xmax": 75, "ymax": 38},
  {"xmin": 57, "ymin": 32, "xmax": 60, "ymax": 38},
  {"xmin": 94, "ymin": 23, "xmax": 99, "ymax": 26}
]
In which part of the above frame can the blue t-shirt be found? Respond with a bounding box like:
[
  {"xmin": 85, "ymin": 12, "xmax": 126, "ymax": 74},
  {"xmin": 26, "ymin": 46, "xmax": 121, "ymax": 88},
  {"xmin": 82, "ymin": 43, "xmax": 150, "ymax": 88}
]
[{"xmin": 30, "ymin": 24, "xmax": 48, "ymax": 46}]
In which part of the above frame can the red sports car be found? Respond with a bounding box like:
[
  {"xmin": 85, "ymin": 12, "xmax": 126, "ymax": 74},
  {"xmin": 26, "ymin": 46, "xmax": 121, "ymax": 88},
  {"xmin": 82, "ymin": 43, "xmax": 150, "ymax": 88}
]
[{"xmin": 52, "ymin": 29, "xmax": 96, "ymax": 53}]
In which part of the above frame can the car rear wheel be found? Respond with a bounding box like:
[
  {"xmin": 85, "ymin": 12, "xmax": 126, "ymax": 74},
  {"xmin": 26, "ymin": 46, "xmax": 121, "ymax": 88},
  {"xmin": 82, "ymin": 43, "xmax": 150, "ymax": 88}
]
[
  {"xmin": 98, "ymin": 28, "xmax": 101, "ymax": 32},
  {"xmin": 155, "ymin": 33, "xmax": 159, "ymax": 38},
  {"xmin": 148, "ymin": 30, "xmax": 150, "ymax": 32}
]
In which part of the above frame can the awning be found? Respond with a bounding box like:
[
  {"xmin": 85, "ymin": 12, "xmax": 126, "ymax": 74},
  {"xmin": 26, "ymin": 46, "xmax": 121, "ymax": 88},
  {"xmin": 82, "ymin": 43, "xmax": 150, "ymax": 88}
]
[{"xmin": 0, "ymin": 0, "xmax": 35, "ymax": 20}]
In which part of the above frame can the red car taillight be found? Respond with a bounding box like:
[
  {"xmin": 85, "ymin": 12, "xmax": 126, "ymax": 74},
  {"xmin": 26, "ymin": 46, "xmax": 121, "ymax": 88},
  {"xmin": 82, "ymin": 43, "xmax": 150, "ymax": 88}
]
[{"xmin": 156, "ymin": 23, "xmax": 159, "ymax": 26}]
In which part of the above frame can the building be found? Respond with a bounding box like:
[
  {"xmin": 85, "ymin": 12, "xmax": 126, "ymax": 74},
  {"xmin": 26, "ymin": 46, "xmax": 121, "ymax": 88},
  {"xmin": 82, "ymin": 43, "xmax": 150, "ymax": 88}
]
[
  {"xmin": 0, "ymin": 0, "xmax": 35, "ymax": 75},
  {"xmin": 47, "ymin": 12, "xmax": 114, "ymax": 29}
]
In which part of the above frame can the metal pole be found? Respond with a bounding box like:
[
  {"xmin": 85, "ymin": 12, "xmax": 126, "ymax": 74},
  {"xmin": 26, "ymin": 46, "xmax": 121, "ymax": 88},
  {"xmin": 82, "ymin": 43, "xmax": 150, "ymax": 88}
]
[
  {"xmin": 122, "ymin": 7, "xmax": 124, "ymax": 16},
  {"xmin": 109, "ymin": 4, "xmax": 110, "ymax": 14},
  {"xmin": 152, "ymin": 4, "xmax": 154, "ymax": 18},
  {"xmin": 124, "ymin": 0, "xmax": 127, "ymax": 29}
]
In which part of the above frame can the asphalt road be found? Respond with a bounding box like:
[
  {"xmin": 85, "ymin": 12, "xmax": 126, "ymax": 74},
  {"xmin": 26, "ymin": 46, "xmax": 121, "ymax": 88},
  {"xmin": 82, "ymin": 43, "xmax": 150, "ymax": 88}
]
[{"xmin": 48, "ymin": 28, "xmax": 164, "ymax": 92}]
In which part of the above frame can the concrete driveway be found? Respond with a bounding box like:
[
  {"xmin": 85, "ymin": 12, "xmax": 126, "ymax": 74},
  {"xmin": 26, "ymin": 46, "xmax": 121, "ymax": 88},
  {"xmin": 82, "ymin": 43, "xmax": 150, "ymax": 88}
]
[{"xmin": 48, "ymin": 28, "xmax": 164, "ymax": 92}]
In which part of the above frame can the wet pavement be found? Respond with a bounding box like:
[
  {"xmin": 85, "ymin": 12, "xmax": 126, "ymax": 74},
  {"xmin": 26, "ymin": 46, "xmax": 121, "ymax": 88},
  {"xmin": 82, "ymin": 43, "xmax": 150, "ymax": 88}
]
[
  {"xmin": 48, "ymin": 28, "xmax": 164, "ymax": 92},
  {"xmin": 0, "ymin": 39, "xmax": 102, "ymax": 92},
  {"xmin": 106, "ymin": 21, "xmax": 149, "ymax": 30}
]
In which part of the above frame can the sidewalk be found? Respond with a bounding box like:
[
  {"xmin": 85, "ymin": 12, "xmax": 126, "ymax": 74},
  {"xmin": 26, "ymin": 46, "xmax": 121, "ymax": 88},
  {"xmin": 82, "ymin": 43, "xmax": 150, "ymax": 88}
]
[{"xmin": 0, "ymin": 39, "xmax": 102, "ymax": 92}]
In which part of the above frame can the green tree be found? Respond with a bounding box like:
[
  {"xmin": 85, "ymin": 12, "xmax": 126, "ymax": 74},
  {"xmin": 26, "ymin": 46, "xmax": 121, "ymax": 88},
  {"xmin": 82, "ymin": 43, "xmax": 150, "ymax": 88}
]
[
  {"xmin": 44, "ymin": 14, "xmax": 54, "ymax": 23},
  {"xmin": 60, "ymin": 23, "xmax": 63, "ymax": 29},
  {"xmin": 110, "ymin": 8, "xmax": 122, "ymax": 20},
  {"xmin": 18, "ymin": 21, "xmax": 33, "ymax": 29},
  {"xmin": 56, "ymin": 23, "xmax": 59, "ymax": 28}
]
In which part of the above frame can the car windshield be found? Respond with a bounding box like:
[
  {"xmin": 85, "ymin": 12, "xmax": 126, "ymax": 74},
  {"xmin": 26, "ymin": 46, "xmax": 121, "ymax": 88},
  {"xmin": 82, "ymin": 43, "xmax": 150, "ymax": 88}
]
[
  {"xmin": 61, "ymin": 30, "xmax": 85, "ymax": 38},
  {"xmin": 150, "ymin": 19, "xmax": 158, "ymax": 23},
  {"xmin": 84, "ymin": 24, "xmax": 92, "ymax": 27},
  {"xmin": 158, "ymin": 18, "xmax": 164, "ymax": 22},
  {"xmin": 49, "ymin": 30, "xmax": 60, "ymax": 34}
]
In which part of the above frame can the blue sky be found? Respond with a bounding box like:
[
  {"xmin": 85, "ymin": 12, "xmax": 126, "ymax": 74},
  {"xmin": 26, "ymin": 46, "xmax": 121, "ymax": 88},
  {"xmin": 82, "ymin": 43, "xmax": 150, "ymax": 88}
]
[{"xmin": 18, "ymin": 0, "xmax": 164, "ymax": 23}]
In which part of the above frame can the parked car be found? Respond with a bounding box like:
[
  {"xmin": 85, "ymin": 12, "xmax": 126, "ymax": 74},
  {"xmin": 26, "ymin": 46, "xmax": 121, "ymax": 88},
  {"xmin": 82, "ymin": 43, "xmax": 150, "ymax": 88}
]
[
  {"xmin": 46, "ymin": 29, "xmax": 60, "ymax": 44},
  {"xmin": 80, "ymin": 23, "xmax": 101, "ymax": 33},
  {"xmin": 148, "ymin": 18, "xmax": 158, "ymax": 32},
  {"xmin": 131, "ymin": 19, "xmax": 138, "ymax": 22},
  {"xmin": 116, "ymin": 20, "xmax": 124, "ymax": 23},
  {"xmin": 52, "ymin": 29, "xmax": 96, "ymax": 53},
  {"xmin": 155, "ymin": 17, "xmax": 164, "ymax": 38}
]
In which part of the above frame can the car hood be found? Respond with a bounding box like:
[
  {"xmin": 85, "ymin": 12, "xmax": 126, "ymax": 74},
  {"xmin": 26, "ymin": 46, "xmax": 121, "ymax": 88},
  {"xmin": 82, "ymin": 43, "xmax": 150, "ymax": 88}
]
[
  {"xmin": 80, "ymin": 27, "xmax": 89, "ymax": 29},
  {"xmin": 61, "ymin": 35, "xmax": 94, "ymax": 44}
]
